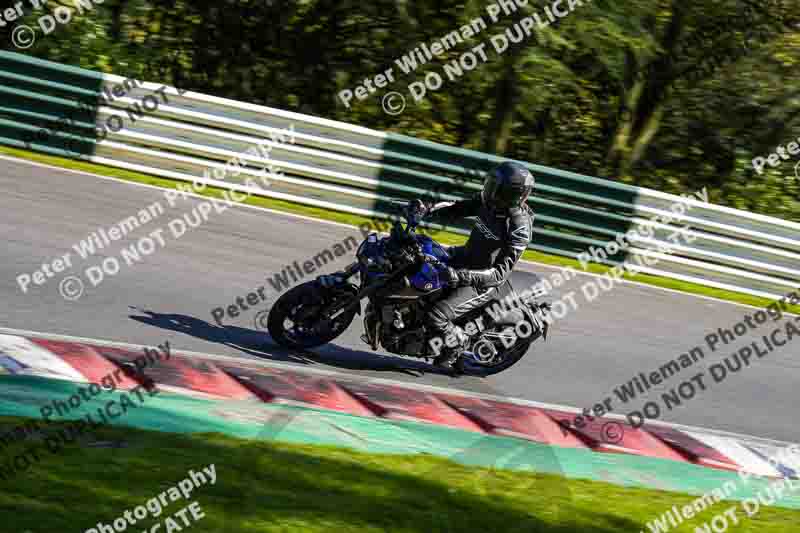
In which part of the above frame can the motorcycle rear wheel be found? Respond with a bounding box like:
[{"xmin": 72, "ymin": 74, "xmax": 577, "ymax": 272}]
[{"xmin": 460, "ymin": 328, "xmax": 536, "ymax": 376}]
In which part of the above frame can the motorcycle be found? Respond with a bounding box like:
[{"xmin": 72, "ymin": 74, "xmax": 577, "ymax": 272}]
[{"xmin": 267, "ymin": 201, "xmax": 552, "ymax": 376}]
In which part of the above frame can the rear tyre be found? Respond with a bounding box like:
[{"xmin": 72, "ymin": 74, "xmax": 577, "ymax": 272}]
[
  {"xmin": 460, "ymin": 326, "xmax": 536, "ymax": 377},
  {"xmin": 267, "ymin": 281, "xmax": 358, "ymax": 349}
]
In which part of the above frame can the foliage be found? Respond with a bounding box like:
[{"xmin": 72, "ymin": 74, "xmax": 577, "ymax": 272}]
[{"xmin": 4, "ymin": 0, "xmax": 800, "ymax": 220}]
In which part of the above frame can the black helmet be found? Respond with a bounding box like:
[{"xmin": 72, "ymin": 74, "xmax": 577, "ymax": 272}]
[{"xmin": 481, "ymin": 161, "xmax": 535, "ymax": 212}]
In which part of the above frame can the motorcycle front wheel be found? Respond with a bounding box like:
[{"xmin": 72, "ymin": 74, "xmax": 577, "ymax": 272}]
[{"xmin": 267, "ymin": 281, "xmax": 358, "ymax": 349}]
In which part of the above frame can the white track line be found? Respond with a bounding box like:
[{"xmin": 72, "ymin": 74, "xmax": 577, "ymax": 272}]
[
  {"xmin": 0, "ymin": 325, "xmax": 794, "ymax": 449},
  {"xmin": 3, "ymin": 153, "xmax": 794, "ymax": 314}
]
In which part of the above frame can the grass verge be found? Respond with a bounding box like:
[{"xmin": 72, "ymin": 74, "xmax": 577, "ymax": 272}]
[
  {"xmin": 1, "ymin": 416, "xmax": 798, "ymax": 532},
  {"xmin": 2, "ymin": 145, "xmax": 798, "ymax": 314}
]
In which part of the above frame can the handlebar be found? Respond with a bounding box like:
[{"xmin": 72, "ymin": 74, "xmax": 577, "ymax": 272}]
[{"xmin": 380, "ymin": 199, "xmax": 429, "ymax": 237}]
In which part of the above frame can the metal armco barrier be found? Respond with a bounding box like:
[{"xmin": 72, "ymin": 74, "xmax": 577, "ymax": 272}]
[{"xmin": 1, "ymin": 51, "xmax": 799, "ymax": 300}]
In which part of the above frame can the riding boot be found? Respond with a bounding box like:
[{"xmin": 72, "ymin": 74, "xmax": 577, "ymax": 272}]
[{"xmin": 433, "ymin": 326, "xmax": 468, "ymax": 375}]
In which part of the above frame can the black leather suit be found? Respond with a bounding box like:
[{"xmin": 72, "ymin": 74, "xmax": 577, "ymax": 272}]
[{"xmin": 424, "ymin": 193, "xmax": 534, "ymax": 349}]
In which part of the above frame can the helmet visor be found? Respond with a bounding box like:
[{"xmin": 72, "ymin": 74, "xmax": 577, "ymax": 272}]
[
  {"xmin": 490, "ymin": 184, "xmax": 522, "ymax": 209},
  {"xmin": 483, "ymin": 171, "xmax": 528, "ymax": 209}
]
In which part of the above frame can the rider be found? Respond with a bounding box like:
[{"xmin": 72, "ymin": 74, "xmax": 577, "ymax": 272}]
[{"xmin": 417, "ymin": 161, "xmax": 535, "ymax": 374}]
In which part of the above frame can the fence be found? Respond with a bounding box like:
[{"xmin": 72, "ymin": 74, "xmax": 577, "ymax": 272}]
[{"xmin": 1, "ymin": 51, "xmax": 799, "ymax": 300}]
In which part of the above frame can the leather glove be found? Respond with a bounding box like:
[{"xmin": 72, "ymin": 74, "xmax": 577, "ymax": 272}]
[
  {"xmin": 442, "ymin": 267, "xmax": 471, "ymax": 287},
  {"xmin": 408, "ymin": 199, "xmax": 430, "ymax": 221}
]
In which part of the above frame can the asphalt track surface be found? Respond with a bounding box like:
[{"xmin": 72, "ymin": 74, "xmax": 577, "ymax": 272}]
[{"xmin": 1, "ymin": 156, "xmax": 798, "ymax": 442}]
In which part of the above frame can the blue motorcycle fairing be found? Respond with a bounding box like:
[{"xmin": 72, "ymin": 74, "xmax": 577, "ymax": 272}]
[
  {"xmin": 415, "ymin": 234, "xmax": 450, "ymax": 261},
  {"xmin": 408, "ymin": 234, "xmax": 451, "ymax": 292},
  {"xmin": 357, "ymin": 232, "xmax": 451, "ymax": 292}
]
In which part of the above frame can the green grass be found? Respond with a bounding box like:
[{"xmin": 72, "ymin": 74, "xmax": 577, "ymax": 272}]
[
  {"xmin": 1, "ymin": 416, "xmax": 798, "ymax": 532},
  {"xmin": 3, "ymin": 144, "xmax": 799, "ymax": 314}
]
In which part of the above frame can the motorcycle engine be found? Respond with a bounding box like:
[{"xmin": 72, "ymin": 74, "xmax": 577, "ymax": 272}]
[{"xmin": 379, "ymin": 303, "xmax": 426, "ymax": 355}]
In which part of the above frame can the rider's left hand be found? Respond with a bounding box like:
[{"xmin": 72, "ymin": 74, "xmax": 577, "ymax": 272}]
[{"xmin": 408, "ymin": 199, "xmax": 430, "ymax": 221}]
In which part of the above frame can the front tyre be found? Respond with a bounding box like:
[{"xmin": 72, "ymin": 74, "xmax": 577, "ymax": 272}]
[{"xmin": 267, "ymin": 281, "xmax": 358, "ymax": 349}]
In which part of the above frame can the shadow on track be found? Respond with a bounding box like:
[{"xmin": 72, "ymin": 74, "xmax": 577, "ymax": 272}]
[{"xmin": 127, "ymin": 307, "xmax": 454, "ymax": 378}]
